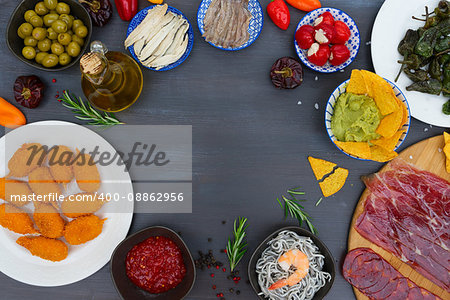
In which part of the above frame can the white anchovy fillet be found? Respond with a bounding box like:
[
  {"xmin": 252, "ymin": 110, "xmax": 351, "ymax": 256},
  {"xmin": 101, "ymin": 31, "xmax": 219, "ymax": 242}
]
[{"xmin": 124, "ymin": 4, "xmax": 168, "ymax": 48}]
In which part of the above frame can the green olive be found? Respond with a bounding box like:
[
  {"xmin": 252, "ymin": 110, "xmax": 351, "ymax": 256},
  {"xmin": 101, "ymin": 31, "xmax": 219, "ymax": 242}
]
[
  {"xmin": 66, "ymin": 41, "xmax": 80, "ymax": 57},
  {"xmin": 75, "ymin": 25, "xmax": 88, "ymax": 38},
  {"xmin": 67, "ymin": 30, "xmax": 73, "ymax": 36},
  {"xmin": 42, "ymin": 53, "xmax": 59, "ymax": 67},
  {"xmin": 24, "ymin": 36, "xmax": 38, "ymax": 47},
  {"xmin": 51, "ymin": 42, "xmax": 64, "ymax": 55},
  {"xmin": 38, "ymin": 38, "xmax": 52, "ymax": 52},
  {"xmin": 47, "ymin": 27, "xmax": 58, "ymax": 39},
  {"xmin": 35, "ymin": 51, "xmax": 48, "ymax": 64},
  {"xmin": 71, "ymin": 35, "xmax": 84, "ymax": 46},
  {"xmin": 34, "ymin": 2, "xmax": 49, "ymax": 15},
  {"xmin": 72, "ymin": 19, "xmax": 83, "ymax": 31},
  {"xmin": 55, "ymin": 2, "xmax": 70, "ymax": 14},
  {"xmin": 32, "ymin": 27, "xmax": 47, "ymax": 41},
  {"xmin": 43, "ymin": 0, "xmax": 58, "ymax": 10},
  {"xmin": 22, "ymin": 46, "xmax": 36, "ymax": 60},
  {"xmin": 18, "ymin": 23, "xmax": 33, "ymax": 37},
  {"xmin": 43, "ymin": 13, "xmax": 59, "ymax": 26},
  {"xmin": 24, "ymin": 10, "xmax": 37, "ymax": 23},
  {"xmin": 59, "ymin": 14, "xmax": 73, "ymax": 28},
  {"xmin": 51, "ymin": 20, "xmax": 67, "ymax": 33},
  {"xmin": 57, "ymin": 32, "xmax": 71, "ymax": 45},
  {"xmin": 59, "ymin": 52, "xmax": 71, "ymax": 66},
  {"xmin": 29, "ymin": 15, "xmax": 43, "ymax": 27}
]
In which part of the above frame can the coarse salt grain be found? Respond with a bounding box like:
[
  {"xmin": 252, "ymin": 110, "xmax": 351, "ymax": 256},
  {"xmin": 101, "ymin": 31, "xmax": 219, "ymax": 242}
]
[
  {"xmin": 314, "ymin": 103, "xmax": 319, "ymax": 110},
  {"xmin": 409, "ymin": 155, "xmax": 413, "ymax": 160},
  {"xmin": 315, "ymin": 76, "xmax": 318, "ymax": 81},
  {"xmin": 438, "ymin": 148, "xmax": 442, "ymax": 153},
  {"xmin": 365, "ymin": 41, "xmax": 371, "ymax": 45},
  {"xmin": 340, "ymin": 69, "xmax": 345, "ymax": 73},
  {"xmin": 298, "ymin": 101, "xmax": 302, "ymax": 105},
  {"xmin": 424, "ymin": 128, "xmax": 429, "ymax": 132}
]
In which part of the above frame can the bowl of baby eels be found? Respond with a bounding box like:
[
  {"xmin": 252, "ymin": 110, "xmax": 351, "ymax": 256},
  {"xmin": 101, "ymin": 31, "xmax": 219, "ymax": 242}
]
[
  {"xmin": 6, "ymin": 0, "xmax": 92, "ymax": 71},
  {"xmin": 248, "ymin": 226, "xmax": 335, "ymax": 300}
]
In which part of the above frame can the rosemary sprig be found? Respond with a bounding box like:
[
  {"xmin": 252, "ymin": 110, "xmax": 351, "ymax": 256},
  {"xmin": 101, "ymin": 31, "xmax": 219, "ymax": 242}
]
[
  {"xmin": 58, "ymin": 90, "xmax": 124, "ymax": 127},
  {"xmin": 277, "ymin": 187, "xmax": 318, "ymax": 235},
  {"xmin": 315, "ymin": 197, "xmax": 323, "ymax": 207},
  {"xmin": 226, "ymin": 217, "xmax": 248, "ymax": 272}
]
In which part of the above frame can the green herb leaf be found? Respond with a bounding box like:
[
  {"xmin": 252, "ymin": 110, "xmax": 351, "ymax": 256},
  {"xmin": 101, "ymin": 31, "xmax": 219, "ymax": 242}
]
[
  {"xmin": 58, "ymin": 91, "xmax": 124, "ymax": 127},
  {"xmin": 226, "ymin": 217, "xmax": 248, "ymax": 272}
]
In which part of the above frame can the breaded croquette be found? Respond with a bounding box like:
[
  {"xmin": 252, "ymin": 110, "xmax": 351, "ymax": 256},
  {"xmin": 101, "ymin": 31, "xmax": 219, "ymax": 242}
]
[
  {"xmin": 0, "ymin": 177, "xmax": 32, "ymax": 207},
  {"xmin": 73, "ymin": 151, "xmax": 101, "ymax": 193},
  {"xmin": 64, "ymin": 215, "xmax": 105, "ymax": 245},
  {"xmin": 61, "ymin": 193, "xmax": 106, "ymax": 219},
  {"xmin": 7, "ymin": 143, "xmax": 44, "ymax": 178},
  {"xmin": 28, "ymin": 167, "xmax": 61, "ymax": 208},
  {"xmin": 33, "ymin": 203, "xmax": 65, "ymax": 238},
  {"xmin": 17, "ymin": 236, "xmax": 68, "ymax": 262},
  {"xmin": 47, "ymin": 145, "xmax": 74, "ymax": 189},
  {"xmin": 0, "ymin": 204, "xmax": 37, "ymax": 234}
]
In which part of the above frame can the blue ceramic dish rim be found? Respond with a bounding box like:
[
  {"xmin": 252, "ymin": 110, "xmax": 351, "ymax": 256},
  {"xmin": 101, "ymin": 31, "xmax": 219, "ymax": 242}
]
[
  {"xmin": 294, "ymin": 7, "xmax": 361, "ymax": 73},
  {"xmin": 325, "ymin": 78, "xmax": 411, "ymax": 161},
  {"xmin": 196, "ymin": 0, "xmax": 264, "ymax": 51},
  {"xmin": 126, "ymin": 5, "xmax": 194, "ymax": 72}
]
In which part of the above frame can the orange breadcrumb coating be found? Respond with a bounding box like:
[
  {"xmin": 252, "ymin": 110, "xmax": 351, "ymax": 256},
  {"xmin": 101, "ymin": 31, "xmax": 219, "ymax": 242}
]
[
  {"xmin": 47, "ymin": 145, "xmax": 74, "ymax": 189},
  {"xmin": 0, "ymin": 204, "xmax": 37, "ymax": 234},
  {"xmin": 7, "ymin": 143, "xmax": 43, "ymax": 178},
  {"xmin": 0, "ymin": 177, "xmax": 32, "ymax": 207},
  {"xmin": 28, "ymin": 167, "xmax": 61, "ymax": 208},
  {"xmin": 73, "ymin": 151, "xmax": 101, "ymax": 193},
  {"xmin": 33, "ymin": 203, "xmax": 65, "ymax": 238},
  {"xmin": 61, "ymin": 193, "xmax": 106, "ymax": 219},
  {"xmin": 17, "ymin": 236, "xmax": 68, "ymax": 262},
  {"xmin": 64, "ymin": 215, "xmax": 106, "ymax": 245}
]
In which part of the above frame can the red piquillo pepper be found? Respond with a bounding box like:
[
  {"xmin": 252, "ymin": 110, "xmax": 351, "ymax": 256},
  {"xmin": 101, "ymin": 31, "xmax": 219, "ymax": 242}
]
[
  {"xmin": 114, "ymin": 0, "xmax": 138, "ymax": 21},
  {"xmin": 267, "ymin": 0, "xmax": 290, "ymax": 30}
]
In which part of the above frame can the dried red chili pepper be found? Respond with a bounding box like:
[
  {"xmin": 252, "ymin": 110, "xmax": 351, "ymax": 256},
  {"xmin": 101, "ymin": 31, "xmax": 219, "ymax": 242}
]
[
  {"xmin": 115, "ymin": 0, "xmax": 138, "ymax": 21},
  {"xmin": 13, "ymin": 76, "xmax": 44, "ymax": 109},
  {"xmin": 79, "ymin": 0, "xmax": 113, "ymax": 27},
  {"xmin": 270, "ymin": 57, "xmax": 303, "ymax": 89},
  {"xmin": 267, "ymin": 0, "xmax": 290, "ymax": 30}
]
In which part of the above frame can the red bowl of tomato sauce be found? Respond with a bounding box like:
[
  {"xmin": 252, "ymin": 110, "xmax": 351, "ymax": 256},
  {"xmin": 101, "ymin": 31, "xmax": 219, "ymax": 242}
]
[{"xmin": 111, "ymin": 226, "xmax": 196, "ymax": 300}]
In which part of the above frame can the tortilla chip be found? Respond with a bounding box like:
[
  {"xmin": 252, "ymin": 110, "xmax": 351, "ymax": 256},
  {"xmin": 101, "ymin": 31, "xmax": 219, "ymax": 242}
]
[
  {"xmin": 370, "ymin": 145, "xmax": 398, "ymax": 162},
  {"xmin": 397, "ymin": 98, "xmax": 408, "ymax": 129},
  {"xmin": 376, "ymin": 105, "xmax": 403, "ymax": 138},
  {"xmin": 444, "ymin": 132, "xmax": 450, "ymax": 145},
  {"xmin": 318, "ymin": 167, "xmax": 348, "ymax": 197},
  {"xmin": 346, "ymin": 70, "xmax": 368, "ymax": 95},
  {"xmin": 334, "ymin": 141, "xmax": 371, "ymax": 160},
  {"xmin": 444, "ymin": 143, "xmax": 450, "ymax": 173},
  {"xmin": 371, "ymin": 130, "xmax": 405, "ymax": 152},
  {"xmin": 308, "ymin": 156, "xmax": 336, "ymax": 180}
]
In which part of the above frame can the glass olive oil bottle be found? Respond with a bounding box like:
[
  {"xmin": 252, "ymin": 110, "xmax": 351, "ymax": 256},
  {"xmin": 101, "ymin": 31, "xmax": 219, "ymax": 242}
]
[{"xmin": 80, "ymin": 41, "xmax": 143, "ymax": 112}]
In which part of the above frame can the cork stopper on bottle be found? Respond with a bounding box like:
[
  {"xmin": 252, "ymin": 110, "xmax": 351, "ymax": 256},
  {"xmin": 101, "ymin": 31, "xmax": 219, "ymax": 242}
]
[{"xmin": 80, "ymin": 52, "xmax": 105, "ymax": 75}]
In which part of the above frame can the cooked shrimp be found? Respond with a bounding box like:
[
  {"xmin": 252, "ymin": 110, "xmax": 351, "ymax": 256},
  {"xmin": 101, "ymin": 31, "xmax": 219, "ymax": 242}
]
[{"xmin": 268, "ymin": 249, "xmax": 310, "ymax": 290}]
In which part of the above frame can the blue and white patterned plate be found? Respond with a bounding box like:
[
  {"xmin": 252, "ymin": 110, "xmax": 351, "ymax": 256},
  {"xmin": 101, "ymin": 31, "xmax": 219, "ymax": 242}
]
[
  {"xmin": 197, "ymin": 0, "xmax": 263, "ymax": 51},
  {"xmin": 325, "ymin": 79, "xmax": 411, "ymax": 161},
  {"xmin": 295, "ymin": 8, "xmax": 360, "ymax": 73},
  {"xmin": 126, "ymin": 5, "xmax": 194, "ymax": 71}
]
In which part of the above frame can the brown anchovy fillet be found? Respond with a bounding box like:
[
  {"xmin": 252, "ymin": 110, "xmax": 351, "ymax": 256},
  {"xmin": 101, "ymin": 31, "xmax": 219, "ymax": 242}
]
[{"xmin": 202, "ymin": 0, "xmax": 252, "ymax": 48}]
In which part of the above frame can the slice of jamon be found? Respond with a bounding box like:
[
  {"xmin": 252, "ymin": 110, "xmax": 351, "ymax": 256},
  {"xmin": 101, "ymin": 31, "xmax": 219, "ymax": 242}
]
[
  {"xmin": 343, "ymin": 248, "xmax": 441, "ymax": 300},
  {"xmin": 357, "ymin": 159, "xmax": 450, "ymax": 291}
]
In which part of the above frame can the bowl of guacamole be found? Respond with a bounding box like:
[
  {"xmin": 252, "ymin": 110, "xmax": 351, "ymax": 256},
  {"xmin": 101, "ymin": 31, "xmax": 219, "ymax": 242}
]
[{"xmin": 325, "ymin": 79, "xmax": 410, "ymax": 160}]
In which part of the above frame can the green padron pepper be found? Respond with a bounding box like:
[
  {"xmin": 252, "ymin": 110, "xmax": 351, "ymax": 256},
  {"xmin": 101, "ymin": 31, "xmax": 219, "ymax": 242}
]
[
  {"xmin": 403, "ymin": 69, "xmax": 429, "ymax": 82},
  {"xmin": 398, "ymin": 53, "xmax": 422, "ymax": 69},
  {"xmin": 436, "ymin": 0, "xmax": 450, "ymax": 19},
  {"xmin": 443, "ymin": 100, "xmax": 450, "ymax": 115},
  {"xmin": 398, "ymin": 29, "xmax": 419, "ymax": 56},
  {"xmin": 415, "ymin": 27, "xmax": 439, "ymax": 58},
  {"xmin": 435, "ymin": 36, "xmax": 450, "ymax": 53},
  {"xmin": 439, "ymin": 53, "xmax": 450, "ymax": 65},
  {"xmin": 406, "ymin": 78, "xmax": 442, "ymax": 95},
  {"xmin": 429, "ymin": 57, "xmax": 442, "ymax": 79},
  {"xmin": 443, "ymin": 62, "xmax": 450, "ymax": 97}
]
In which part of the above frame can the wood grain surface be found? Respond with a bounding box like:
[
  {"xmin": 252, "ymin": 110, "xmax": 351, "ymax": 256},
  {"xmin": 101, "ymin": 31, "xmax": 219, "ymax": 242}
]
[
  {"xmin": 0, "ymin": 0, "xmax": 448, "ymax": 299},
  {"xmin": 348, "ymin": 135, "xmax": 450, "ymax": 300}
]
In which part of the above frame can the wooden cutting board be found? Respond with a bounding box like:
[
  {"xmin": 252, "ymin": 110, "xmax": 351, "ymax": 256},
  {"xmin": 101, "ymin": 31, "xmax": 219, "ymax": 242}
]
[{"xmin": 348, "ymin": 135, "xmax": 450, "ymax": 300}]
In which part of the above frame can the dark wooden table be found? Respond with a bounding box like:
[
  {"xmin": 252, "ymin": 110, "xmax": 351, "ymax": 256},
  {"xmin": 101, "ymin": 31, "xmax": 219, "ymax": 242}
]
[{"xmin": 0, "ymin": 0, "xmax": 446, "ymax": 299}]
